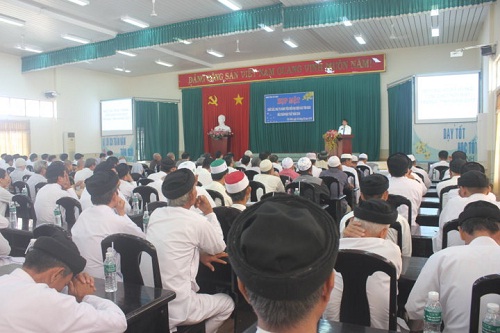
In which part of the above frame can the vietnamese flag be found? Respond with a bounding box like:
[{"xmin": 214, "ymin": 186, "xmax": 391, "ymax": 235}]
[{"xmin": 202, "ymin": 83, "xmax": 250, "ymax": 159}]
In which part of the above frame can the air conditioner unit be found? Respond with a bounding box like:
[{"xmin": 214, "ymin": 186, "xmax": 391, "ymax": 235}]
[{"xmin": 63, "ymin": 132, "xmax": 76, "ymax": 159}]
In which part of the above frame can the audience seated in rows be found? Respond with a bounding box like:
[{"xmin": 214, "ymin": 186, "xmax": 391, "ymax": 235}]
[{"xmin": 407, "ymin": 201, "xmax": 500, "ymax": 332}]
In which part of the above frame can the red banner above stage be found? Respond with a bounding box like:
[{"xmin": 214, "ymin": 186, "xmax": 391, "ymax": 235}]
[{"xmin": 179, "ymin": 54, "xmax": 385, "ymax": 88}]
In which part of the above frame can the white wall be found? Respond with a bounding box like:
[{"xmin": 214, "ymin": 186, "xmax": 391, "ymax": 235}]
[{"xmin": 0, "ymin": 52, "xmax": 131, "ymax": 155}]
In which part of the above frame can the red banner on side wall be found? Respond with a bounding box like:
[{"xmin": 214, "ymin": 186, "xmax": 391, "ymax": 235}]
[
  {"xmin": 180, "ymin": 54, "xmax": 385, "ymax": 88},
  {"xmin": 202, "ymin": 84, "xmax": 250, "ymax": 159}
]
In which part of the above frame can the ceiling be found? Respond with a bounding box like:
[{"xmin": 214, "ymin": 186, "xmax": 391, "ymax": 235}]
[{"xmin": 0, "ymin": 0, "xmax": 492, "ymax": 77}]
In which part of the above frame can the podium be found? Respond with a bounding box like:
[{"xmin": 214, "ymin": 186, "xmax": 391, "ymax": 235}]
[
  {"xmin": 324, "ymin": 135, "xmax": 354, "ymax": 156},
  {"xmin": 208, "ymin": 136, "xmax": 231, "ymax": 155},
  {"xmin": 341, "ymin": 135, "xmax": 354, "ymax": 154}
]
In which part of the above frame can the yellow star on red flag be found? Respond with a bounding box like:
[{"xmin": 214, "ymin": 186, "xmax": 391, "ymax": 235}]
[{"xmin": 234, "ymin": 94, "xmax": 244, "ymax": 105}]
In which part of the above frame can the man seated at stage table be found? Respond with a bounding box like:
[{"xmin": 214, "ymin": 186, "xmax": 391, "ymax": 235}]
[
  {"xmin": 341, "ymin": 174, "xmax": 412, "ymax": 257},
  {"xmin": 428, "ymin": 150, "xmax": 450, "ymax": 181},
  {"xmin": 146, "ymin": 169, "xmax": 234, "ymax": 333},
  {"xmin": 293, "ymin": 157, "xmax": 329, "ymax": 204},
  {"xmin": 224, "ymin": 171, "xmax": 251, "ymax": 211},
  {"xmin": 406, "ymin": 201, "xmax": 500, "ymax": 333},
  {"xmin": 324, "ymin": 199, "xmax": 402, "ymax": 330},
  {"xmin": 319, "ymin": 156, "xmax": 350, "ymax": 215},
  {"xmin": 253, "ymin": 159, "xmax": 285, "ymax": 196},
  {"xmin": 72, "ymin": 170, "xmax": 144, "ymax": 279},
  {"xmin": 386, "ymin": 153, "xmax": 425, "ymax": 226},
  {"xmin": 434, "ymin": 170, "xmax": 500, "ymax": 252},
  {"xmin": 279, "ymin": 157, "xmax": 299, "ymax": 181},
  {"xmin": 204, "ymin": 159, "xmax": 233, "ymax": 207},
  {"xmin": 34, "ymin": 161, "xmax": 79, "ymax": 224},
  {"xmin": 0, "ymin": 232, "xmax": 127, "ymax": 333},
  {"xmin": 228, "ymin": 195, "xmax": 339, "ymax": 333}
]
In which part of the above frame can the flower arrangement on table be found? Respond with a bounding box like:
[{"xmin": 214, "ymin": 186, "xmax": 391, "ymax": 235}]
[
  {"xmin": 207, "ymin": 129, "xmax": 233, "ymax": 140},
  {"xmin": 322, "ymin": 129, "xmax": 342, "ymax": 152}
]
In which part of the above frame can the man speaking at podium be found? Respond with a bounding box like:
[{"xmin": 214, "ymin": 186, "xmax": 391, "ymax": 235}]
[{"xmin": 338, "ymin": 119, "xmax": 352, "ymax": 135}]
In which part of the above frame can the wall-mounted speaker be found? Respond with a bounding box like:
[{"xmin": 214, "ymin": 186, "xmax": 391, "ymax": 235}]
[{"xmin": 481, "ymin": 45, "xmax": 496, "ymax": 56}]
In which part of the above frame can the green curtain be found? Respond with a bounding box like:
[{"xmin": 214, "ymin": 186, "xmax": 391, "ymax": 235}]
[
  {"xmin": 135, "ymin": 100, "xmax": 179, "ymax": 160},
  {"xmin": 283, "ymin": 0, "xmax": 494, "ymax": 29},
  {"xmin": 249, "ymin": 73, "xmax": 381, "ymax": 160},
  {"xmin": 182, "ymin": 88, "xmax": 204, "ymax": 159},
  {"xmin": 388, "ymin": 79, "xmax": 413, "ymax": 154}
]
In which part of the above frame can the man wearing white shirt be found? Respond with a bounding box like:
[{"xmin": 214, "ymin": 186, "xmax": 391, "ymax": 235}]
[
  {"xmin": 34, "ymin": 161, "xmax": 79, "ymax": 224},
  {"xmin": 0, "ymin": 215, "xmax": 11, "ymax": 256},
  {"xmin": 433, "ymin": 170, "xmax": 499, "ymax": 252},
  {"xmin": 338, "ymin": 119, "xmax": 352, "ymax": 135},
  {"xmin": 0, "ymin": 169, "xmax": 13, "ymax": 218},
  {"xmin": 408, "ymin": 155, "xmax": 431, "ymax": 189},
  {"xmin": 26, "ymin": 160, "xmax": 47, "ymax": 202},
  {"xmin": 325, "ymin": 199, "xmax": 402, "ymax": 330},
  {"xmin": 146, "ymin": 169, "xmax": 234, "ymax": 333},
  {"xmin": 9, "ymin": 158, "xmax": 33, "ymax": 184},
  {"xmin": 253, "ymin": 159, "xmax": 285, "ymax": 196},
  {"xmin": 0, "ymin": 232, "xmax": 127, "ymax": 333},
  {"xmin": 428, "ymin": 150, "xmax": 450, "ymax": 181},
  {"xmin": 204, "ymin": 160, "xmax": 233, "ymax": 207},
  {"xmin": 357, "ymin": 153, "xmax": 373, "ymax": 176},
  {"xmin": 407, "ymin": 201, "xmax": 500, "ymax": 333},
  {"xmin": 26, "ymin": 153, "xmax": 38, "ymax": 168},
  {"xmin": 148, "ymin": 156, "xmax": 176, "ymax": 181},
  {"xmin": 436, "ymin": 158, "xmax": 466, "ymax": 198},
  {"xmin": 74, "ymin": 158, "xmax": 96, "ymax": 183},
  {"xmin": 306, "ymin": 152, "xmax": 322, "ymax": 178},
  {"xmin": 72, "ymin": 170, "xmax": 145, "ymax": 279},
  {"xmin": 340, "ymin": 174, "xmax": 412, "ymax": 257},
  {"xmin": 115, "ymin": 163, "xmax": 136, "ymax": 201},
  {"xmin": 340, "ymin": 154, "xmax": 360, "ymax": 204},
  {"xmin": 387, "ymin": 153, "xmax": 425, "ymax": 226},
  {"xmin": 196, "ymin": 156, "xmax": 214, "ymax": 186},
  {"xmin": 224, "ymin": 171, "xmax": 251, "ymax": 211}
]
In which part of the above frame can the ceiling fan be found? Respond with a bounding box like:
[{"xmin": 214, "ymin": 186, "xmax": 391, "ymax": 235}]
[
  {"xmin": 150, "ymin": 0, "xmax": 157, "ymax": 17},
  {"xmin": 235, "ymin": 39, "xmax": 251, "ymax": 53}
]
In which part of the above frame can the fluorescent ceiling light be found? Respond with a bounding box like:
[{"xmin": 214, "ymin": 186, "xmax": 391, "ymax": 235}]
[
  {"xmin": 61, "ymin": 33, "xmax": 90, "ymax": 44},
  {"xmin": 372, "ymin": 57, "xmax": 381, "ymax": 63},
  {"xmin": 432, "ymin": 28, "xmax": 439, "ymax": 37},
  {"xmin": 343, "ymin": 17, "xmax": 352, "ymax": 26},
  {"xmin": 0, "ymin": 14, "xmax": 25, "ymax": 27},
  {"xmin": 207, "ymin": 49, "xmax": 224, "ymax": 57},
  {"xmin": 15, "ymin": 45, "xmax": 43, "ymax": 53},
  {"xmin": 175, "ymin": 38, "xmax": 192, "ymax": 45},
  {"xmin": 355, "ymin": 35, "xmax": 366, "ymax": 44},
  {"xmin": 65, "ymin": 0, "xmax": 89, "ymax": 6},
  {"xmin": 155, "ymin": 60, "xmax": 173, "ymax": 67},
  {"xmin": 114, "ymin": 67, "xmax": 131, "ymax": 73},
  {"xmin": 258, "ymin": 24, "xmax": 274, "ymax": 32},
  {"xmin": 283, "ymin": 38, "xmax": 298, "ymax": 48},
  {"xmin": 116, "ymin": 50, "xmax": 137, "ymax": 57},
  {"xmin": 430, "ymin": 8, "xmax": 439, "ymax": 16},
  {"xmin": 217, "ymin": 0, "xmax": 241, "ymax": 11},
  {"xmin": 450, "ymin": 50, "xmax": 464, "ymax": 57},
  {"xmin": 120, "ymin": 16, "xmax": 149, "ymax": 28}
]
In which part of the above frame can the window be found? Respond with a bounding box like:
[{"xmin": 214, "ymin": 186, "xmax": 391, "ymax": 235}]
[
  {"xmin": 0, "ymin": 96, "xmax": 57, "ymax": 118},
  {"xmin": 0, "ymin": 121, "xmax": 30, "ymax": 155}
]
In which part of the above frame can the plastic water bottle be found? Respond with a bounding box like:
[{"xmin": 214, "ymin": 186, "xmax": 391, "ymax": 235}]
[
  {"xmin": 9, "ymin": 201, "xmax": 17, "ymax": 227},
  {"xmin": 482, "ymin": 303, "xmax": 500, "ymax": 333},
  {"xmin": 21, "ymin": 186, "xmax": 28, "ymax": 196},
  {"xmin": 104, "ymin": 249, "xmax": 118, "ymax": 292},
  {"xmin": 142, "ymin": 209, "xmax": 149, "ymax": 234},
  {"xmin": 423, "ymin": 291, "xmax": 442, "ymax": 333},
  {"xmin": 132, "ymin": 193, "xmax": 141, "ymax": 215},
  {"xmin": 54, "ymin": 205, "xmax": 62, "ymax": 227}
]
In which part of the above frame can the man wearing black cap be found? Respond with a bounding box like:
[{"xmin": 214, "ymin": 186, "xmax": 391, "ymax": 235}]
[
  {"xmin": 228, "ymin": 195, "xmax": 339, "ymax": 333},
  {"xmin": 435, "ymin": 157, "xmax": 466, "ymax": 198},
  {"xmin": 116, "ymin": 163, "xmax": 137, "ymax": 201},
  {"xmin": 146, "ymin": 169, "xmax": 233, "ymax": 333},
  {"xmin": 407, "ymin": 201, "xmax": 500, "ymax": 332},
  {"xmin": 72, "ymin": 170, "xmax": 144, "ymax": 279},
  {"xmin": 434, "ymin": 170, "xmax": 499, "ymax": 252},
  {"xmin": 0, "ymin": 233, "xmax": 127, "ymax": 332},
  {"xmin": 34, "ymin": 161, "xmax": 79, "ymax": 224},
  {"xmin": 340, "ymin": 174, "xmax": 412, "ymax": 257},
  {"xmin": 387, "ymin": 153, "xmax": 425, "ymax": 226},
  {"xmin": 324, "ymin": 199, "xmax": 402, "ymax": 330},
  {"xmin": 148, "ymin": 156, "xmax": 176, "ymax": 182}
]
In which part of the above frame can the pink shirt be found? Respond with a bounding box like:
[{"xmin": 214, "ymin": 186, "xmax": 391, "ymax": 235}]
[{"xmin": 279, "ymin": 168, "xmax": 299, "ymax": 180}]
